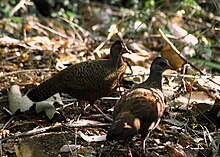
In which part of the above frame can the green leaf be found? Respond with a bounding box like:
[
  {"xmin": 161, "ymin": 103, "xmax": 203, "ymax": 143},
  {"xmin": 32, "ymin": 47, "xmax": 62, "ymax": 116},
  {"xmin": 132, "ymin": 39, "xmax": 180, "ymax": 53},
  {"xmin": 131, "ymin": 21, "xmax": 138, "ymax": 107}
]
[
  {"xmin": 84, "ymin": 153, "xmax": 96, "ymax": 157},
  {"xmin": 65, "ymin": 10, "xmax": 74, "ymax": 19},
  {"xmin": 190, "ymin": 58, "xmax": 220, "ymax": 70},
  {"xmin": 182, "ymin": 0, "xmax": 201, "ymax": 13},
  {"xmin": 11, "ymin": 17, "xmax": 22, "ymax": 22},
  {"xmin": 145, "ymin": 0, "xmax": 155, "ymax": 8},
  {"xmin": 196, "ymin": 44, "xmax": 212, "ymax": 57}
]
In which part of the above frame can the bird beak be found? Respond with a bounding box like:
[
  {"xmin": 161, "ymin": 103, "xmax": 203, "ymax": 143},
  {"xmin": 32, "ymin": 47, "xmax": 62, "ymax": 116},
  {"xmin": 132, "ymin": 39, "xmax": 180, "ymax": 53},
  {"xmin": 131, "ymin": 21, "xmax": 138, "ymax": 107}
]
[
  {"xmin": 122, "ymin": 45, "xmax": 132, "ymax": 54},
  {"xmin": 166, "ymin": 62, "xmax": 175, "ymax": 70}
]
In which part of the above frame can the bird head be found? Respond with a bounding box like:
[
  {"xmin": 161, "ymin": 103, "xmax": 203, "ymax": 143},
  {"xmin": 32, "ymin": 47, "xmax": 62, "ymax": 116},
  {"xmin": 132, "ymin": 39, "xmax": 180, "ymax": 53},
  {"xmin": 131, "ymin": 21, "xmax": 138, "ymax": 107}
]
[
  {"xmin": 110, "ymin": 40, "xmax": 131, "ymax": 59},
  {"xmin": 150, "ymin": 57, "xmax": 174, "ymax": 74}
]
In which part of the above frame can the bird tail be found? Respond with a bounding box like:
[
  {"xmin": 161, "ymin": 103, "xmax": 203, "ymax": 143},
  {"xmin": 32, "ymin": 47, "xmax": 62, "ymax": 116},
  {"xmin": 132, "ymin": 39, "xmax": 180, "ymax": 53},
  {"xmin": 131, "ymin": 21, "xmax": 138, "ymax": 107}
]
[
  {"xmin": 106, "ymin": 112, "xmax": 140, "ymax": 142},
  {"xmin": 27, "ymin": 75, "xmax": 63, "ymax": 102}
]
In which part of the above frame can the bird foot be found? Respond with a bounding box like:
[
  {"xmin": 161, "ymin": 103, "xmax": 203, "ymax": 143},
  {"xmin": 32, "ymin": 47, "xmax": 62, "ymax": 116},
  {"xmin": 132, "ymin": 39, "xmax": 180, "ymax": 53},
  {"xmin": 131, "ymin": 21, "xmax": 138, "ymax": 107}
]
[
  {"xmin": 82, "ymin": 110, "xmax": 90, "ymax": 116},
  {"xmin": 78, "ymin": 100, "xmax": 91, "ymax": 115},
  {"xmin": 128, "ymin": 151, "xmax": 133, "ymax": 157},
  {"xmin": 140, "ymin": 139, "xmax": 146, "ymax": 157},
  {"xmin": 127, "ymin": 147, "xmax": 133, "ymax": 157}
]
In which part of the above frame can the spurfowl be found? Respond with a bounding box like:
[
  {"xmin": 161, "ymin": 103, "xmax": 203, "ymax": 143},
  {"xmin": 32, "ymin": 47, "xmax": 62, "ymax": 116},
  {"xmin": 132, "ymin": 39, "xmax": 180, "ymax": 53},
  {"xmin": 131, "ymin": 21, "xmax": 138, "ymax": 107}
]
[
  {"xmin": 27, "ymin": 40, "xmax": 130, "ymax": 116},
  {"xmin": 106, "ymin": 57, "xmax": 174, "ymax": 156}
]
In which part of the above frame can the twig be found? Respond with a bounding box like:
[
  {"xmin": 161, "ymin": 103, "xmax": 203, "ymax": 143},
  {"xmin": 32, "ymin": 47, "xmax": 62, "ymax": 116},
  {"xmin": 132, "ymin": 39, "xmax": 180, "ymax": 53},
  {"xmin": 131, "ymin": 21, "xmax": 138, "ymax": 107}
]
[
  {"xmin": 36, "ymin": 22, "xmax": 69, "ymax": 39},
  {"xmin": 93, "ymin": 104, "xmax": 113, "ymax": 122},
  {"xmin": 1, "ymin": 116, "xmax": 14, "ymax": 130},
  {"xmin": 14, "ymin": 124, "xmax": 62, "ymax": 138},
  {"xmin": 158, "ymin": 29, "xmax": 204, "ymax": 75},
  {"xmin": 61, "ymin": 127, "xmax": 74, "ymax": 156},
  {"xmin": 146, "ymin": 145, "xmax": 165, "ymax": 150},
  {"xmin": 2, "ymin": 120, "xmax": 110, "ymax": 142},
  {"xmin": 101, "ymin": 97, "xmax": 120, "ymax": 100},
  {"xmin": 0, "ymin": 68, "xmax": 50, "ymax": 78},
  {"xmin": 10, "ymin": 0, "xmax": 26, "ymax": 17},
  {"xmin": 67, "ymin": 120, "xmax": 111, "ymax": 128},
  {"xmin": 60, "ymin": 17, "xmax": 90, "ymax": 41}
]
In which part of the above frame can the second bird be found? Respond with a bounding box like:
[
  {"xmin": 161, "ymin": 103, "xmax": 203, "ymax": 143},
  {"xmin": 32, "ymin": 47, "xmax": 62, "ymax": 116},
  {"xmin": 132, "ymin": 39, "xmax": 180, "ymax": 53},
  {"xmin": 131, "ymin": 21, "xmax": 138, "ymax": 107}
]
[
  {"xmin": 27, "ymin": 40, "xmax": 130, "ymax": 114},
  {"xmin": 107, "ymin": 57, "xmax": 174, "ymax": 157}
]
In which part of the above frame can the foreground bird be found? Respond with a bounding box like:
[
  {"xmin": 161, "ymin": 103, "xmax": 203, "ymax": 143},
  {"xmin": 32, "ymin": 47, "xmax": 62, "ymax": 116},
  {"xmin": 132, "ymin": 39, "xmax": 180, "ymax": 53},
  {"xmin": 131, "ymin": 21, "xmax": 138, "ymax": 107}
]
[
  {"xmin": 27, "ymin": 40, "xmax": 130, "ymax": 115},
  {"xmin": 106, "ymin": 57, "xmax": 174, "ymax": 156}
]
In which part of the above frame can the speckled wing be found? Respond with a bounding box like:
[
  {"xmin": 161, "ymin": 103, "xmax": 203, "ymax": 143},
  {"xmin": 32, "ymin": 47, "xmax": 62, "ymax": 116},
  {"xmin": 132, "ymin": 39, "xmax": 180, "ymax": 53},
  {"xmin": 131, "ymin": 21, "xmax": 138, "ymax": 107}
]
[
  {"xmin": 59, "ymin": 60, "xmax": 111, "ymax": 90},
  {"xmin": 113, "ymin": 88, "xmax": 165, "ymax": 124},
  {"xmin": 61, "ymin": 59, "xmax": 126, "ymax": 91}
]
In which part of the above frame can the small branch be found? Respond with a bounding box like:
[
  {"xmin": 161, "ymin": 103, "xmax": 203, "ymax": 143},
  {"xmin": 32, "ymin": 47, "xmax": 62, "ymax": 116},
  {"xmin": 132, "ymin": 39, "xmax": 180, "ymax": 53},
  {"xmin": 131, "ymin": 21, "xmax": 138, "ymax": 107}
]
[
  {"xmin": 60, "ymin": 17, "xmax": 89, "ymax": 41},
  {"xmin": 0, "ymin": 68, "xmax": 50, "ymax": 78},
  {"xmin": 36, "ymin": 22, "xmax": 69, "ymax": 39},
  {"xmin": 66, "ymin": 119, "xmax": 111, "ymax": 128},
  {"xmin": 159, "ymin": 29, "xmax": 204, "ymax": 75},
  {"xmin": 2, "ymin": 120, "xmax": 111, "ymax": 142},
  {"xmin": 0, "ymin": 124, "xmax": 62, "ymax": 142},
  {"xmin": 10, "ymin": 0, "xmax": 26, "ymax": 17}
]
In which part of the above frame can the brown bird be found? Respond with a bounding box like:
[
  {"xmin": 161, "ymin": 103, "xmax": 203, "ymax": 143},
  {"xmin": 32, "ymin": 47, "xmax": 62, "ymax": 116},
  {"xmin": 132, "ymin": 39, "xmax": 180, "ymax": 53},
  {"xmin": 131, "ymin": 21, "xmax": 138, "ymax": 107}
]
[
  {"xmin": 27, "ymin": 40, "xmax": 130, "ymax": 116},
  {"xmin": 106, "ymin": 57, "xmax": 174, "ymax": 157}
]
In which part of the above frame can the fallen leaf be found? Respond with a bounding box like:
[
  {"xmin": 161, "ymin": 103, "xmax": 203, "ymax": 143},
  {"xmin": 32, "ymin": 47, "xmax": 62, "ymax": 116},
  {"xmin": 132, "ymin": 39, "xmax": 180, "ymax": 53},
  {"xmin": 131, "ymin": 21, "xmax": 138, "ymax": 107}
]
[
  {"xmin": 78, "ymin": 131, "xmax": 106, "ymax": 142},
  {"xmin": 174, "ymin": 91, "xmax": 215, "ymax": 111},
  {"xmin": 161, "ymin": 45, "xmax": 186, "ymax": 70},
  {"xmin": 163, "ymin": 118, "xmax": 185, "ymax": 127},
  {"xmin": 67, "ymin": 119, "xmax": 111, "ymax": 128},
  {"xmin": 166, "ymin": 144, "xmax": 197, "ymax": 157},
  {"xmin": 167, "ymin": 21, "xmax": 198, "ymax": 57},
  {"xmin": 35, "ymin": 93, "xmax": 62, "ymax": 119},
  {"xmin": 197, "ymin": 76, "xmax": 220, "ymax": 92},
  {"xmin": 59, "ymin": 144, "xmax": 81, "ymax": 153},
  {"xmin": 8, "ymin": 85, "xmax": 33, "ymax": 114},
  {"xmin": 123, "ymin": 52, "xmax": 148, "ymax": 65},
  {"xmin": 124, "ymin": 65, "xmax": 149, "ymax": 83},
  {"xmin": 35, "ymin": 102, "xmax": 56, "ymax": 119},
  {"xmin": 168, "ymin": 22, "xmax": 198, "ymax": 45}
]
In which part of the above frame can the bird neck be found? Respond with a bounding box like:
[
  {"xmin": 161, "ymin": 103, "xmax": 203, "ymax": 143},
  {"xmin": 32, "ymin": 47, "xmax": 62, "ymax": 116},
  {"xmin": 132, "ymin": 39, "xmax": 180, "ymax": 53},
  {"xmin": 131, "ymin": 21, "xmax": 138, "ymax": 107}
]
[
  {"xmin": 142, "ymin": 70, "xmax": 163, "ymax": 90},
  {"xmin": 109, "ymin": 56, "xmax": 124, "ymax": 67}
]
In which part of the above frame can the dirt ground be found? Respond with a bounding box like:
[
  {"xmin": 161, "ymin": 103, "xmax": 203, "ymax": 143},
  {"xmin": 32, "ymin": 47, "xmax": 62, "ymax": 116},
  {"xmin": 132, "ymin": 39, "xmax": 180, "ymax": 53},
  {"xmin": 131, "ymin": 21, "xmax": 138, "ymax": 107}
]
[{"xmin": 1, "ymin": 1, "xmax": 220, "ymax": 157}]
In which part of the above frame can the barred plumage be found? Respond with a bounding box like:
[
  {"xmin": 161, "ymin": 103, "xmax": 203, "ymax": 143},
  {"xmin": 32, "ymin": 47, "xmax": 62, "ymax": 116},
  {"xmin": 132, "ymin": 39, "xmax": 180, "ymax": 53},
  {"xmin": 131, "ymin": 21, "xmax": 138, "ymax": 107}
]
[
  {"xmin": 27, "ymin": 40, "xmax": 130, "ymax": 108},
  {"xmin": 107, "ymin": 57, "xmax": 174, "ymax": 157}
]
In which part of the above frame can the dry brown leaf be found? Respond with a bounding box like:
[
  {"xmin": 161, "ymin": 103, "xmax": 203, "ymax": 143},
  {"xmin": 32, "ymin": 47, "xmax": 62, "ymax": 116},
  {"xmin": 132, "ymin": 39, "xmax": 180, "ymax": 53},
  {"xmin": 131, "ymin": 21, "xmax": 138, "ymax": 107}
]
[
  {"xmin": 123, "ymin": 52, "xmax": 147, "ymax": 65},
  {"xmin": 174, "ymin": 91, "xmax": 215, "ymax": 111},
  {"xmin": 197, "ymin": 76, "xmax": 220, "ymax": 92},
  {"xmin": 161, "ymin": 45, "xmax": 186, "ymax": 70},
  {"xmin": 166, "ymin": 144, "xmax": 196, "ymax": 157}
]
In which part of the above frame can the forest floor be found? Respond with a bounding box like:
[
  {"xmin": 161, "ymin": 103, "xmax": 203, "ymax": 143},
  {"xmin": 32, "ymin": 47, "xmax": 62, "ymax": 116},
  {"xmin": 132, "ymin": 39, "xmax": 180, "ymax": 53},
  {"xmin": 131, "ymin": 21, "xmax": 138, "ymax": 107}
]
[{"xmin": 0, "ymin": 1, "xmax": 220, "ymax": 157}]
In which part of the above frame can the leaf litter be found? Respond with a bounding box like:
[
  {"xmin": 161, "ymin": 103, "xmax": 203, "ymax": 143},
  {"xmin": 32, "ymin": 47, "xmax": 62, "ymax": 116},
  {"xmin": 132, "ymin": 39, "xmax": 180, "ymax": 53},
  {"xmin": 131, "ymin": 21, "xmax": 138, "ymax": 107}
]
[{"xmin": 0, "ymin": 1, "xmax": 220, "ymax": 157}]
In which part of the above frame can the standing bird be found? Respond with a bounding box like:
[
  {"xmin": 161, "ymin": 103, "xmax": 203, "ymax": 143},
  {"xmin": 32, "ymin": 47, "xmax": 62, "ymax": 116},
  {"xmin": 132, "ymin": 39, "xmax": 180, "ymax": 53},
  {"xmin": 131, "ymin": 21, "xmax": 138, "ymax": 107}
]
[
  {"xmin": 27, "ymin": 40, "xmax": 131, "ymax": 116},
  {"xmin": 106, "ymin": 57, "xmax": 174, "ymax": 156}
]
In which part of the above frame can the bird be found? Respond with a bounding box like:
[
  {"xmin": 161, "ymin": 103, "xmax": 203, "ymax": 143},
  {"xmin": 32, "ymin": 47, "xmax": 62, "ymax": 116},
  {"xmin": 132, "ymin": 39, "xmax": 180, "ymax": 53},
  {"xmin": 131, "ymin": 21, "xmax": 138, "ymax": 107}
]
[
  {"xmin": 106, "ymin": 57, "xmax": 174, "ymax": 157},
  {"xmin": 27, "ymin": 40, "xmax": 131, "ymax": 117}
]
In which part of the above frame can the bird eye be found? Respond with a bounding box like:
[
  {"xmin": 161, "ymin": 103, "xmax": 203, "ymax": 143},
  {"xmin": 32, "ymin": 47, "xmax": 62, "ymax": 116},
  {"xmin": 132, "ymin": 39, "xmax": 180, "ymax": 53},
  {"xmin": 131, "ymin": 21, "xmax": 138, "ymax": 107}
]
[{"xmin": 159, "ymin": 62, "xmax": 167, "ymax": 67}]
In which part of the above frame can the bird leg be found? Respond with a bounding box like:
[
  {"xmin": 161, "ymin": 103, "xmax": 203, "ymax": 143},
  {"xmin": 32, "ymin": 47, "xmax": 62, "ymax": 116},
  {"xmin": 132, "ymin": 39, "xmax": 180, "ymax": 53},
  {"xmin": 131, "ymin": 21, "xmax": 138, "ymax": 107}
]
[
  {"xmin": 126, "ymin": 144, "xmax": 133, "ymax": 157},
  {"xmin": 78, "ymin": 100, "xmax": 90, "ymax": 115},
  {"xmin": 79, "ymin": 100, "xmax": 113, "ymax": 122},
  {"xmin": 140, "ymin": 138, "xmax": 146, "ymax": 157}
]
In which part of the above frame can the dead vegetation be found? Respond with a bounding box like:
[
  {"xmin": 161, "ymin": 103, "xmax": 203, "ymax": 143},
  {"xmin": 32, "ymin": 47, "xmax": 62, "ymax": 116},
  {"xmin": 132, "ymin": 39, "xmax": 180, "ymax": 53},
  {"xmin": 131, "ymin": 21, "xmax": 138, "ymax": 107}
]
[{"xmin": 0, "ymin": 0, "xmax": 220, "ymax": 157}]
